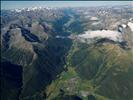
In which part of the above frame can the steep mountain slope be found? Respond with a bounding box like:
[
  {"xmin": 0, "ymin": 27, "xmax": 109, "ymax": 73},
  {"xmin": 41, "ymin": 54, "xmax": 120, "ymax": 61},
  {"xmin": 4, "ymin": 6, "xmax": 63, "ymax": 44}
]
[
  {"xmin": 46, "ymin": 40, "xmax": 133, "ymax": 100},
  {"xmin": 1, "ymin": 59, "xmax": 23, "ymax": 100},
  {"xmin": 45, "ymin": 18, "xmax": 133, "ymax": 100},
  {"xmin": 1, "ymin": 12, "xmax": 73, "ymax": 99},
  {"xmin": 1, "ymin": 6, "xmax": 133, "ymax": 100}
]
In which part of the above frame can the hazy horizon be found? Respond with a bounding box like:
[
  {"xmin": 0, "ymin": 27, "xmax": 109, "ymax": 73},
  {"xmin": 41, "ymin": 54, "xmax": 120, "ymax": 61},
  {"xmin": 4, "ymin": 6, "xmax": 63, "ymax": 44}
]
[{"xmin": 1, "ymin": 1, "xmax": 132, "ymax": 10}]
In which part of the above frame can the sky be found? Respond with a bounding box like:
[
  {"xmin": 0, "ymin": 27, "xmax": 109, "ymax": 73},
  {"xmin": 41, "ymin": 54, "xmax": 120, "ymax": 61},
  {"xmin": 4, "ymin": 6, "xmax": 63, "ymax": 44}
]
[{"xmin": 1, "ymin": 1, "xmax": 132, "ymax": 10}]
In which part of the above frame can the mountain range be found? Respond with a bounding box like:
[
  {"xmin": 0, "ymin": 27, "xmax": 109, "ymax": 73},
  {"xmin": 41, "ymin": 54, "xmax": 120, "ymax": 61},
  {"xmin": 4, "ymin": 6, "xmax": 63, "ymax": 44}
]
[{"xmin": 1, "ymin": 5, "xmax": 133, "ymax": 100}]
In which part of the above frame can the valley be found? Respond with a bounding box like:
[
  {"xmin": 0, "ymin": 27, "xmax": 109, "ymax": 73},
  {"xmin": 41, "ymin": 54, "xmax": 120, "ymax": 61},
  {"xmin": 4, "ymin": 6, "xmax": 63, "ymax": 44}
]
[{"xmin": 1, "ymin": 5, "xmax": 133, "ymax": 100}]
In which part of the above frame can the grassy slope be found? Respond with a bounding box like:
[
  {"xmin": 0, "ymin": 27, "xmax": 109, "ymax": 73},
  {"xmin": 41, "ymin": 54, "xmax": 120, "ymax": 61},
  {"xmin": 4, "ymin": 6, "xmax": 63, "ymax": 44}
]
[{"xmin": 46, "ymin": 41, "xmax": 133, "ymax": 100}]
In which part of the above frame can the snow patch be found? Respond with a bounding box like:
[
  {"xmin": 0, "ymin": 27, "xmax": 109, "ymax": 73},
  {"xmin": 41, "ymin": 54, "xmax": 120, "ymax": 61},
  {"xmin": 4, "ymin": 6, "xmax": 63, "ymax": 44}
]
[
  {"xmin": 15, "ymin": 9, "xmax": 22, "ymax": 12},
  {"xmin": 91, "ymin": 21, "xmax": 101, "ymax": 25},
  {"xmin": 122, "ymin": 24, "xmax": 127, "ymax": 28},
  {"xmin": 90, "ymin": 17, "xmax": 99, "ymax": 21},
  {"xmin": 14, "ymin": 7, "xmax": 53, "ymax": 12}
]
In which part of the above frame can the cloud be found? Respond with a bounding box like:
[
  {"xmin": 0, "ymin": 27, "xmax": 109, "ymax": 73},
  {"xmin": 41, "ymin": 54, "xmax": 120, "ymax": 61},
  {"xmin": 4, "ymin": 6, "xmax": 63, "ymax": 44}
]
[
  {"xmin": 78, "ymin": 30, "xmax": 123, "ymax": 42},
  {"xmin": 127, "ymin": 22, "xmax": 133, "ymax": 31}
]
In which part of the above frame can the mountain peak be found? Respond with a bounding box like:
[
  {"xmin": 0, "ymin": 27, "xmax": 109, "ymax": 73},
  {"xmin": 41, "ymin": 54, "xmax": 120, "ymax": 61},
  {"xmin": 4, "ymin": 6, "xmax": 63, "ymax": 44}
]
[{"xmin": 13, "ymin": 6, "xmax": 53, "ymax": 12}]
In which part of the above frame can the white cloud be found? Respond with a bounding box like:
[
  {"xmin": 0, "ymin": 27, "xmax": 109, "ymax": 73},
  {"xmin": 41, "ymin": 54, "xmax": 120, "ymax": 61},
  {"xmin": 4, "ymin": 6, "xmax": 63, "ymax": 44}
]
[
  {"xmin": 127, "ymin": 22, "xmax": 133, "ymax": 31},
  {"xmin": 78, "ymin": 30, "xmax": 123, "ymax": 42}
]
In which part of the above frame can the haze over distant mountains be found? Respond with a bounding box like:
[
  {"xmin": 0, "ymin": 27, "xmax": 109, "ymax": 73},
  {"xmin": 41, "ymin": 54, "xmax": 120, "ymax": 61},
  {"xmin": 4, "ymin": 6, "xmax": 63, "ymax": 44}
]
[
  {"xmin": 1, "ymin": 5, "xmax": 133, "ymax": 100},
  {"xmin": 1, "ymin": 1, "xmax": 131, "ymax": 9}
]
